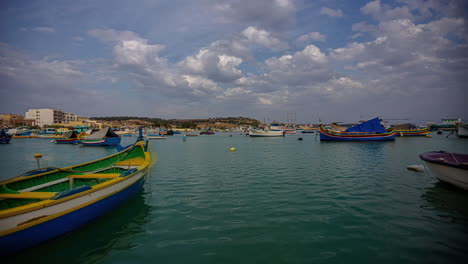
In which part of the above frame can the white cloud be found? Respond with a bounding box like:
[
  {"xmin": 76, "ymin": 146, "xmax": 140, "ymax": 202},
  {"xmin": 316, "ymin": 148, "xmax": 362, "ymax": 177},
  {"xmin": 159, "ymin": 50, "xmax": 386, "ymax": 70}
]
[
  {"xmin": 242, "ymin": 26, "xmax": 287, "ymax": 50},
  {"xmin": 320, "ymin": 7, "xmax": 343, "ymax": 17},
  {"xmin": 296, "ymin": 32, "xmax": 326, "ymax": 44},
  {"xmin": 31, "ymin": 27, "xmax": 55, "ymax": 33}
]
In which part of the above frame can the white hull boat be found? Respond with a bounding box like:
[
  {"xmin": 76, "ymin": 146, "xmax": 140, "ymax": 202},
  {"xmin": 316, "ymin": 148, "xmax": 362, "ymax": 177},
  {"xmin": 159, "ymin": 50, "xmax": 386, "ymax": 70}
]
[
  {"xmin": 420, "ymin": 151, "xmax": 468, "ymax": 191},
  {"xmin": 249, "ymin": 128, "xmax": 285, "ymax": 137}
]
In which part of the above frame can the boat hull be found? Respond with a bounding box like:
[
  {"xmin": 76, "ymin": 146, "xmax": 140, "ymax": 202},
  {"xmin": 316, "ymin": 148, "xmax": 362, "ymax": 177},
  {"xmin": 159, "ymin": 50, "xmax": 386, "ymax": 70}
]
[
  {"xmin": 422, "ymin": 161, "xmax": 468, "ymax": 191},
  {"xmin": 55, "ymin": 138, "xmax": 80, "ymax": 144},
  {"xmin": 0, "ymin": 173, "xmax": 147, "ymax": 256},
  {"xmin": 0, "ymin": 138, "xmax": 11, "ymax": 144},
  {"xmin": 249, "ymin": 129, "xmax": 285, "ymax": 137},
  {"xmin": 394, "ymin": 128, "xmax": 430, "ymax": 136},
  {"xmin": 81, "ymin": 137, "xmax": 121, "ymax": 146},
  {"xmin": 319, "ymin": 126, "xmax": 396, "ymax": 141},
  {"xmin": 457, "ymin": 124, "xmax": 468, "ymax": 138}
]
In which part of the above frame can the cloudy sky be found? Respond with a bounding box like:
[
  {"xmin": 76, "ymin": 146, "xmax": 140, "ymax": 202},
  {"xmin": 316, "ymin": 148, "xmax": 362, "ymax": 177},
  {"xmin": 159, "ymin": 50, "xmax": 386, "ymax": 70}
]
[{"xmin": 1, "ymin": 0, "xmax": 467, "ymax": 123}]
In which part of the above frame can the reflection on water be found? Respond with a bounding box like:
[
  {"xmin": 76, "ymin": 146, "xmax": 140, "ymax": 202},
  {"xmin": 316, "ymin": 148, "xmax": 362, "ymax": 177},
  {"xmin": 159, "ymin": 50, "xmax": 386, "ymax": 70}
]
[
  {"xmin": 422, "ymin": 182, "xmax": 468, "ymax": 220},
  {"xmin": 6, "ymin": 193, "xmax": 152, "ymax": 264}
]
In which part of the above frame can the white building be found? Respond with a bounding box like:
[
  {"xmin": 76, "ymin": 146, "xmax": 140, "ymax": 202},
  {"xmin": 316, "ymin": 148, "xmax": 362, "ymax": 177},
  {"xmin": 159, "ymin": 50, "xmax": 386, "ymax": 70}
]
[{"xmin": 25, "ymin": 109, "xmax": 65, "ymax": 127}]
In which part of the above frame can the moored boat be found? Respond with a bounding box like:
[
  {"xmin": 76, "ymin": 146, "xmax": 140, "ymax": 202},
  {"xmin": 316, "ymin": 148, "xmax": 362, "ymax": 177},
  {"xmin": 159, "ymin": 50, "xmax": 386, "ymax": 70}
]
[
  {"xmin": 420, "ymin": 151, "xmax": 468, "ymax": 191},
  {"xmin": 456, "ymin": 123, "xmax": 468, "ymax": 138},
  {"xmin": 319, "ymin": 117, "xmax": 396, "ymax": 141},
  {"xmin": 392, "ymin": 123, "xmax": 430, "ymax": 136},
  {"xmin": 55, "ymin": 130, "xmax": 80, "ymax": 144},
  {"xmin": 81, "ymin": 127, "xmax": 121, "ymax": 146},
  {"xmin": 0, "ymin": 129, "xmax": 12, "ymax": 144},
  {"xmin": 0, "ymin": 131, "xmax": 153, "ymax": 256},
  {"xmin": 249, "ymin": 127, "xmax": 285, "ymax": 137},
  {"xmin": 147, "ymin": 135, "xmax": 167, "ymax": 139}
]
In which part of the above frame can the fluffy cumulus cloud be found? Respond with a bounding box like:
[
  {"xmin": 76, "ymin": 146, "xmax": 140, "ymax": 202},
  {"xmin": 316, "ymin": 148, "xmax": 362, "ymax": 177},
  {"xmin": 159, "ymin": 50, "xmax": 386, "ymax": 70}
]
[
  {"xmin": 242, "ymin": 26, "xmax": 287, "ymax": 50},
  {"xmin": 296, "ymin": 32, "xmax": 326, "ymax": 44}
]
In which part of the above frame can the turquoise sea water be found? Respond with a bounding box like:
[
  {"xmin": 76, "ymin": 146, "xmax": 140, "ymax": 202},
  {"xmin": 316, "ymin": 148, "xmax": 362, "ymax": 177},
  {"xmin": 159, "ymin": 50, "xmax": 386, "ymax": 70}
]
[{"xmin": 2, "ymin": 132, "xmax": 468, "ymax": 263}]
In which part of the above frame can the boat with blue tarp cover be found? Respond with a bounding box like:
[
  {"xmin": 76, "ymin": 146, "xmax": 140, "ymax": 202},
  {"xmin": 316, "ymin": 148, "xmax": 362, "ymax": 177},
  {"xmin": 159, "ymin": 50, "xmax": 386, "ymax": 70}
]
[
  {"xmin": 0, "ymin": 128, "xmax": 153, "ymax": 256},
  {"xmin": 319, "ymin": 117, "xmax": 396, "ymax": 141}
]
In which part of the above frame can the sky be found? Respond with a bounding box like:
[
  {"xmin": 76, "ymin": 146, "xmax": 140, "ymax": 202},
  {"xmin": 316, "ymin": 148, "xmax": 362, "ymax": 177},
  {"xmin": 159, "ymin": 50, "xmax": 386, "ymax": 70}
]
[{"xmin": 0, "ymin": 0, "xmax": 467, "ymax": 124}]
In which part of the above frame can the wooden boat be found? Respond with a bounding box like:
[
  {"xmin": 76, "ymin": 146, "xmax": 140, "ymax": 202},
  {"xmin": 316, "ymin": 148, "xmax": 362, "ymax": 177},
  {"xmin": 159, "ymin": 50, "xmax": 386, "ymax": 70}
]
[
  {"xmin": 200, "ymin": 131, "xmax": 215, "ymax": 135},
  {"xmin": 0, "ymin": 129, "xmax": 12, "ymax": 144},
  {"xmin": 420, "ymin": 151, "xmax": 468, "ymax": 191},
  {"xmin": 0, "ymin": 134, "xmax": 151, "ymax": 255},
  {"xmin": 55, "ymin": 130, "xmax": 80, "ymax": 144},
  {"xmin": 81, "ymin": 127, "xmax": 121, "ymax": 146},
  {"xmin": 249, "ymin": 127, "xmax": 285, "ymax": 137},
  {"xmin": 0, "ymin": 134, "xmax": 152, "ymax": 256},
  {"xmin": 457, "ymin": 123, "xmax": 468, "ymax": 138},
  {"xmin": 319, "ymin": 117, "xmax": 396, "ymax": 141},
  {"xmin": 392, "ymin": 123, "xmax": 430, "ymax": 136}
]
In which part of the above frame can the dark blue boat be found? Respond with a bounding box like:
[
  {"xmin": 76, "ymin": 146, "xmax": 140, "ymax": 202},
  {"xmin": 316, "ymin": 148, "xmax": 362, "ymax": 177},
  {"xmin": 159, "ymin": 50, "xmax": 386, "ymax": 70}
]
[{"xmin": 0, "ymin": 129, "xmax": 12, "ymax": 144}]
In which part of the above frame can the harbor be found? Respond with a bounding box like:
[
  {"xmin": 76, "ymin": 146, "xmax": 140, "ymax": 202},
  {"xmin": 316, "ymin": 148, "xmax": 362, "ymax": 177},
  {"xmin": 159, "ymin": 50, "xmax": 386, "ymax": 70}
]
[{"xmin": 1, "ymin": 130, "xmax": 467, "ymax": 263}]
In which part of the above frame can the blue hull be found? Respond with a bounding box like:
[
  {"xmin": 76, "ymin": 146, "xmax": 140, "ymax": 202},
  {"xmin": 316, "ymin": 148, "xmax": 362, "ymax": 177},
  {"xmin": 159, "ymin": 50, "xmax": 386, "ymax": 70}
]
[
  {"xmin": 320, "ymin": 133, "xmax": 396, "ymax": 141},
  {"xmin": 0, "ymin": 138, "xmax": 11, "ymax": 144},
  {"xmin": 0, "ymin": 175, "xmax": 146, "ymax": 256},
  {"xmin": 81, "ymin": 137, "xmax": 121, "ymax": 146}
]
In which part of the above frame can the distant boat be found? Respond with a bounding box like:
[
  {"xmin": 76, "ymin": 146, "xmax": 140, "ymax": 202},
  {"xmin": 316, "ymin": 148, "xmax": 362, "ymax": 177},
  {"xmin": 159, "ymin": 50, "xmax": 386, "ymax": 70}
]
[
  {"xmin": 0, "ymin": 129, "xmax": 12, "ymax": 144},
  {"xmin": 0, "ymin": 134, "xmax": 152, "ymax": 256},
  {"xmin": 420, "ymin": 151, "xmax": 468, "ymax": 191},
  {"xmin": 147, "ymin": 135, "xmax": 167, "ymax": 139},
  {"xmin": 81, "ymin": 127, "xmax": 121, "ymax": 146},
  {"xmin": 55, "ymin": 130, "xmax": 80, "ymax": 144},
  {"xmin": 36, "ymin": 128, "xmax": 57, "ymax": 138},
  {"xmin": 457, "ymin": 123, "xmax": 468, "ymax": 138},
  {"xmin": 200, "ymin": 131, "xmax": 215, "ymax": 135},
  {"xmin": 319, "ymin": 117, "xmax": 396, "ymax": 141},
  {"xmin": 392, "ymin": 124, "xmax": 430, "ymax": 136},
  {"xmin": 249, "ymin": 127, "xmax": 285, "ymax": 137}
]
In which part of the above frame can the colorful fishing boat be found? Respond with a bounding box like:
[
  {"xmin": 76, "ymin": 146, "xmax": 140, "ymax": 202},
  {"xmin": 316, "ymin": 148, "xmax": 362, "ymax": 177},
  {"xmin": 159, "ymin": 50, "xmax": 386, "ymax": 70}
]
[
  {"xmin": 319, "ymin": 117, "xmax": 396, "ymax": 141},
  {"xmin": 392, "ymin": 123, "xmax": 430, "ymax": 136},
  {"xmin": 54, "ymin": 130, "xmax": 80, "ymax": 144},
  {"xmin": 81, "ymin": 127, "xmax": 121, "ymax": 146},
  {"xmin": 0, "ymin": 131, "xmax": 153, "ymax": 256},
  {"xmin": 0, "ymin": 129, "xmax": 12, "ymax": 144},
  {"xmin": 420, "ymin": 151, "xmax": 468, "ymax": 191}
]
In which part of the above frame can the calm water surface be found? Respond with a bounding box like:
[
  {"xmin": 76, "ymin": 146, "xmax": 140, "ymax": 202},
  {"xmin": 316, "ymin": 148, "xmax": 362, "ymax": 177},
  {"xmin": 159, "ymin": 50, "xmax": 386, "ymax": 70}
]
[{"xmin": 2, "ymin": 132, "xmax": 468, "ymax": 263}]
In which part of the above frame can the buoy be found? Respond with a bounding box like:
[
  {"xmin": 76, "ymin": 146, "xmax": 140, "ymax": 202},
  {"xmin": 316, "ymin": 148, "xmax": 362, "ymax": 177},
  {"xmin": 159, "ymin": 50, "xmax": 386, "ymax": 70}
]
[
  {"xmin": 406, "ymin": 165, "xmax": 424, "ymax": 172},
  {"xmin": 230, "ymin": 147, "xmax": 236, "ymax": 152},
  {"xmin": 298, "ymin": 137, "xmax": 303, "ymax": 141},
  {"xmin": 34, "ymin": 153, "xmax": 42, "ymax": 169}
]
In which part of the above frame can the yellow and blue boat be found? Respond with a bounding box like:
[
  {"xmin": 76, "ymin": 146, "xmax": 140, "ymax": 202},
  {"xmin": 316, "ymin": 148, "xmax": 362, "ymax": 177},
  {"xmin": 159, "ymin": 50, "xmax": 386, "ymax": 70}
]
[
  {"xmin": 0, "ymin": 130, "xmax": 153, "ymax": 256},
  {"xmin": 392, "ymin": 124, "xmax": 430, "ymax": 136}
]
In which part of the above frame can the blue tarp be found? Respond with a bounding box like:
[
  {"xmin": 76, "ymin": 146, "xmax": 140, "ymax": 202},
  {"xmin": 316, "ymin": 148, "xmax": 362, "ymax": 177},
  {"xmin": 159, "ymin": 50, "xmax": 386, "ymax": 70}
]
[{"xmin": 345, "ymin": 117, "xmax": 387, "ymax": 133}]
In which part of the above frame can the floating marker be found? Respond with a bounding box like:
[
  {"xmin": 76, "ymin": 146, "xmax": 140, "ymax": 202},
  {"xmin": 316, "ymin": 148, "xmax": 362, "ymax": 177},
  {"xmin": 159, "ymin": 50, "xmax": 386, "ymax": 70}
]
[
  {"xmin": 406, "ymin": 165, "xmax": 424, "ymax": 172},
  {"xmin": 34, "ymin": 153, "xmax": 42, "ymax": 169},
  {"xmin": 230, "ymin": 147, "xmax": 236, "ymax": 152}
]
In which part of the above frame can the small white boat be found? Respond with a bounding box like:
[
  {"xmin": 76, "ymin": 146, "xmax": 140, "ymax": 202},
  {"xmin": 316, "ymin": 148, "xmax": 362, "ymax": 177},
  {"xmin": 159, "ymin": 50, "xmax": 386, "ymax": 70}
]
[
  {"xmin": 420, "ymin": 151, "xmax": 468, "ymax": 191},
  {"xmin": 147, "ymin": 135, "xmax": 166, "ymax": 139},
  {"xmin": 249, "ymin": 127, "xmax": 285, "ymax": 137},
  {"xmin": 457, "ymin": 123, "xmax": 468, "ymax": 138}
]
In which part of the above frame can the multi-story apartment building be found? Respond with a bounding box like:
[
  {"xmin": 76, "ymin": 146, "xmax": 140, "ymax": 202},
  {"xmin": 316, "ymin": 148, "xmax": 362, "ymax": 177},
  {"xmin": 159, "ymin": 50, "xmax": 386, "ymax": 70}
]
[{"xmin": 25, "ymin": 109, "xmax": 66, "ymax": 127}]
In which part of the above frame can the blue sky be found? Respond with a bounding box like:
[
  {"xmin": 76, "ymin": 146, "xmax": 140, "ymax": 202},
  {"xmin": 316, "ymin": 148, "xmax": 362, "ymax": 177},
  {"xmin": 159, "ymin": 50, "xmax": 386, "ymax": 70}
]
[{"xmin": 1, "ymin": 0, "xmax": 467, "ymax": 124}]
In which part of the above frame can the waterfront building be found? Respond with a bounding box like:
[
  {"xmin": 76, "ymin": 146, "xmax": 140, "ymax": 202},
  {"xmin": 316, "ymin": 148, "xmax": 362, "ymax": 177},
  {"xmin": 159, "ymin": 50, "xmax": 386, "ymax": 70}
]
[
  {"xmin": 25, "ymin": 109, "xmax": 65, "ymax": 127},
  {"xmin": 0, "ymin": 114, "xmax": 34, "ymax": 127}
]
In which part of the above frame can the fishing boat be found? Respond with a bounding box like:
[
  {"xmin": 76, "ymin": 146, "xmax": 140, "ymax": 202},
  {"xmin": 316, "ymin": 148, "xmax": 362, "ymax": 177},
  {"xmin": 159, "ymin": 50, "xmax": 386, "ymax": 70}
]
[
  {"xmin": 0, "ymin": 129, "xmax": 12, "ymax": 144},
  {"xmin": 81, "ymin": 127, "xmax": 121, "ymax": 146},
  {"xmin": 200, "ymin": 131, "xmax": 215, "ymax": 135},
  {"xmin": 0, "ymin": 131, "xmax": 153, "ymax": 256},
  {"xmin": 420, "ymin": 151, "xmax": 468, "ymax": 191},
  {"xmin": 319, "ymin": 117, "xmax": 396, "ymax": 141},
  {"xmin": 249, "ymin": 126, "xmax": 285, "ymax": 137},
  {"xmin": 392, "ymin": 124, "xmax": 430, "ymax": 136},
  {"xmin": 55, "ymin": 130, "xmax": 80, "ymax": 144},
  {"xmin": 36, "ymin": 128, "xmax": 57, "ymax": 139},
  {"xmin": 456, "ymin": 123, "xmax": 468, "ymax": 138}
]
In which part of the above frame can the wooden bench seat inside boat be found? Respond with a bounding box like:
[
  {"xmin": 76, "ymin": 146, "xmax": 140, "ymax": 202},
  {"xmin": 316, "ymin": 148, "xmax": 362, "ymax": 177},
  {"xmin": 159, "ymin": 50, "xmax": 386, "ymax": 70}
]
[
  {"xmin": 0, "ymin": 191, "xmax": 56, "ymax": 199},
  {"xmin": 67, "ymin": 173, "xmax": 121, "ymax": 179},
  {"xmin": 114, "ymin": 157, "xmax": 145, "ymax": 166}
]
